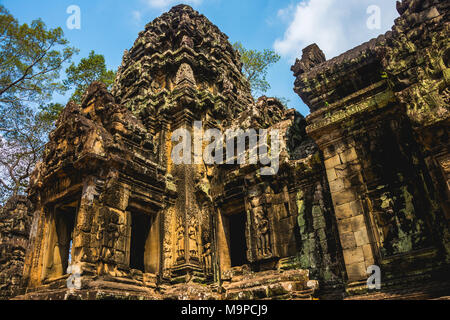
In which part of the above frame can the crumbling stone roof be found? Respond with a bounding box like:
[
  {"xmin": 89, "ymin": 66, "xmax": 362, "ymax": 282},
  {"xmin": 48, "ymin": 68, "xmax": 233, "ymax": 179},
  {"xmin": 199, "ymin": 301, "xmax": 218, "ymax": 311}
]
[
  {"xmin": 112, "ymin": 4, "xmax": 253, "ymax": 121},
  {"xmin": 292, "ymin": 34, "xmax": 389, "ymax": 79},
  {"xmin": 292, "ymin": 0, "xmax": 449, "ymax": 114}
]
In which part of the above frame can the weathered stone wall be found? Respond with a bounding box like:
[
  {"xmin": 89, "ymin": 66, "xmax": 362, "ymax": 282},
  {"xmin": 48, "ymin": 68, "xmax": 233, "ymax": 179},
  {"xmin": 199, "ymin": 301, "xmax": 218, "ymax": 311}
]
[
  {"xmin": 22, "ymin": 82, "xmax": 166, "ymax": 290},
  {"xmin": 0, "ymin": 196, "xmax": 32, "ymax": 299},
  {"xmin": 0, "ymin": 0, "xmax": 448, "ymax": 300},
  {"xmin": 211, "ymin": 98, "xmax": 345, "ymax": 292},
  {"xmin": 293, "ymin": 0, "xmax": 449, "ymax": 293}
]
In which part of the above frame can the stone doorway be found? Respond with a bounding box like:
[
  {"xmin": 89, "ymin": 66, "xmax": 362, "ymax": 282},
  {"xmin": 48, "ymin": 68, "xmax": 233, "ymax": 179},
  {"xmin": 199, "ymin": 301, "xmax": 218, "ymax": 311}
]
[
  {"xmin": 43, "ymin": 202, "xmax": 78, "ymax": 281},
  {"xmin": 217, "ymin": 205, "xmax": 250, "ymax": 274},
  {"xmin": 228, "ymin": 213, "xmax": 249, "ymax": 267},
  {"xmin": 128, "ymin": 209, "xmax": 160, "ymax": 274}
]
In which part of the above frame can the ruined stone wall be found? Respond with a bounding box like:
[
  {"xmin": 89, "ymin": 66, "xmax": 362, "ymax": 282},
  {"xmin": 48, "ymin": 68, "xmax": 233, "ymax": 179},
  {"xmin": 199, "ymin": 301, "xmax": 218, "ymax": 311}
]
[
  {"xmin": 0, "ymin": 1, "xmax": 448, "ymax": 300},
  {"xmin": 0, "ymin": 196, "xmax": 32, "ymax": 299},
  {"xmin": 211, "ymin": 97, "xmax": 345, "ymax": 293},
  {"xmin": 293, "ymin": 0, "xmax": 449, "ymax": 292},
  {"xmin": 22, "ymin": 82, "xmax": 166, "ymax": 290}
]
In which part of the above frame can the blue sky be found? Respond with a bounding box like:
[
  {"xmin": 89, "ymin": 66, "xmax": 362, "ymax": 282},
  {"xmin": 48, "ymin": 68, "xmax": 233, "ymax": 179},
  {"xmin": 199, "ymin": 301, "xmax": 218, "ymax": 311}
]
[{"xmin": 1, "ymin": 0, "xmax": 399, "ymax": 116}]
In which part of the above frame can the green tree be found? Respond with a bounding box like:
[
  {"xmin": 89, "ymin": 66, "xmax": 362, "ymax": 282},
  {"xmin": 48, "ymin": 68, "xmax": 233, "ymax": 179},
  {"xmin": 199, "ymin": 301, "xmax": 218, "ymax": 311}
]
[
  {"xmin": 64, "ymin": 50, "xmax": 116, "ymax": 103},
  {"xmin": 0, "ymin": 104, "xmax": 56, "ymax": 201},
  {"xmin": 274, "ymin": 96, "xmax": 290, "ymax": 108},
  {"xmin": 233, "ymin": 42, "xmax": 281, "ymax": 96},
  {"xmin": 0, "ymin": 5, "xmax": 77, "ymax": 107},
  {"xmin": 38, "ymin": 102, "xmax": 65, "ymax": 123},
  {"xmin": 0, "ymin": 5, "xmax": 77, "ymax": 202}
]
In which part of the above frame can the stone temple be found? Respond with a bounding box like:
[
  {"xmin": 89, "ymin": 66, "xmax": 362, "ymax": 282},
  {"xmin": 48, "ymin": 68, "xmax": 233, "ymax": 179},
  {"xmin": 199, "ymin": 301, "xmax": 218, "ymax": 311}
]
[{"xmin": 0, "ymin": 0, "xmax": 449, "ymax": 300}]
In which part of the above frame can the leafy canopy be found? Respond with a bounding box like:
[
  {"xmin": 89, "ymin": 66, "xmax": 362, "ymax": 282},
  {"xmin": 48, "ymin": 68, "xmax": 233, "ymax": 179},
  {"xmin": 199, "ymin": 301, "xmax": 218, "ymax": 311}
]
[
  {"xmin": 0, "ymin": 104, "xmax": 56, "ymax": 201},
  {"xmin": 37, "ymin": 102, "xmax": 65, "ymax": 123},
  {"xmin": 64, "ymin": 50, "xmax": 116, "ymax": 103},
  {"xmin": 0, "ymin": 5, "xmax": 77, "ymax": 201},
  {"xmin": 0, "ymin": 5, "xmax": 78, "ymax": 107},
  {"xmin": 233, "ymin": 42, "xmax": 281, "ymax": 96}
]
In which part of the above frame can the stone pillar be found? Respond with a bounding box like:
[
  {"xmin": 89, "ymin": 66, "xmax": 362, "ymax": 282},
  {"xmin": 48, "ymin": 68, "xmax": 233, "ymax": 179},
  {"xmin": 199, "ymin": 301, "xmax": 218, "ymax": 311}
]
[
  {"xmin": 215, "ymin": 206, "xmax": 231, "ymax": 274},
  {"xmin": 95, "ymin": 174, "xmax": 131, "ymax": 278},
  {"xmin": 322, "ymin": 138, "xmax": 376, "ymax": 282},
  {"xmin": 159, "ymin": 117, "xmax": 171, "ymax": 169},
  {"xmin": 169, "ymin": 109, "xmax": 204, "ymax": 281},
  {"xmin": 72, "ymin": 176, "xmax": 106, "ymax": 275}
]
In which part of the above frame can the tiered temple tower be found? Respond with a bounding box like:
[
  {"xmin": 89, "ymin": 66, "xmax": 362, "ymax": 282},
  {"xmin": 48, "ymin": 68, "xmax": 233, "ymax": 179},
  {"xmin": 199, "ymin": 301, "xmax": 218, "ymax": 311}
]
[{"xmin": 0, "ymin": 1, "xmax": 449, "ymax": 300}]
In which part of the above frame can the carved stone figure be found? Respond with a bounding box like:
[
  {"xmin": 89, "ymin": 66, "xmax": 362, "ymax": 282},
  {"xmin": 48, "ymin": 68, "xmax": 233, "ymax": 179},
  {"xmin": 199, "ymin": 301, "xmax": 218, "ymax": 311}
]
[
  {"xmin": 253, "ymin": 207, "xmax": 271, "ymax": 257},
  {"xmin": 377, "ymin": 192, "xmax": 396, "ymax": 249},
  {"xmin": 296, "ymin": 190, "xmax": 306, "ymax": 232},
  {"xmin": 176, "ymin": 217, "xmax": 185, "ymax": 259},
  {"xmin": 313, "ymin": 183, "xmax": 324, "ymax": 208},
  {"xmin": 188, "ymin": 225, "xmax": 199, "ymax": 258},
  {"xmin": 202, "ymin": 242, "xmax": 212, "ymax": 274}
]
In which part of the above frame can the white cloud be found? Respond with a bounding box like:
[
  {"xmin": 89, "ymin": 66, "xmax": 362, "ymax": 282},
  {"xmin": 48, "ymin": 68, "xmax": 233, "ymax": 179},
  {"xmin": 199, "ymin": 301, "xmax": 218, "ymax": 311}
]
[
  {"xmin": 143, "ymin": 0, "xmax": 203, "ymax": 10},
  {"xmin": 277, "ymin": 3, "xmax": 295, "ymax": 22},
  {"xmin": 274, "ymin": 0, "xmax": 399, "ymax": 61},
  {"xmin": 132, "ymin": 10, "xmax": 142, "ymax": 23}
]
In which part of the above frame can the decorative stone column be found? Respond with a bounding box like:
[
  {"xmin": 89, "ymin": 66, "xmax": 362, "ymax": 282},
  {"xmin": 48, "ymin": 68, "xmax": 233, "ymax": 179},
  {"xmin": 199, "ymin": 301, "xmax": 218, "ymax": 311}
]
[{"xmin": 319, "ymin": 137, "xmax": 376, "ymax": 282}]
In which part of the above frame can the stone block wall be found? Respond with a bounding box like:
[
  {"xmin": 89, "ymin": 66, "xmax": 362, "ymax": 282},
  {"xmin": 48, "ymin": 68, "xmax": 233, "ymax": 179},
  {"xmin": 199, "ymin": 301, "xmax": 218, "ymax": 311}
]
[
  {"xmin": 0, "ymin": 196, "xmax": 32, "ymax": 299},
  {"xmin": 0, "ymin": 1, "xmax": 448, "ymax": 300}
]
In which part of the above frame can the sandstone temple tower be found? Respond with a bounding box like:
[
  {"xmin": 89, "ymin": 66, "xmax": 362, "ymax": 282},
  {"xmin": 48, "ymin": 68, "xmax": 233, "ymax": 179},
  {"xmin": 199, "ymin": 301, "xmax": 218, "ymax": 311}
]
[{"xmin": 0, "ymin": 1, "xmax": 449, "ymax": 300}]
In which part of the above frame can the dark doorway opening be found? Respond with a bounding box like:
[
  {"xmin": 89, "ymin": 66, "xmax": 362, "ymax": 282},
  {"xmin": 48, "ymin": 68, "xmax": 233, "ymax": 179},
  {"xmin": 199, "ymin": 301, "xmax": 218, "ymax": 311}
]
[
  {"xmin": 55, "ymin": 205, "xmax": 77, "ymax": 275},
  {"xmin": 130, "ymin": 211, "xmax": 152, "ymax": 272},
  {"xmin": 229, "ymin": 213, "xmax": 249, "ymax": 267}
]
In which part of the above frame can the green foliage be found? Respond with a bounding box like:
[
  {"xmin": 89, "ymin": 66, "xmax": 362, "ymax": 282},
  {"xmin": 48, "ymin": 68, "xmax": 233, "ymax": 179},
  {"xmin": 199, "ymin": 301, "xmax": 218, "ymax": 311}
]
[
  {"xmin": 274, "ymin": 96, "xmax": 290, "ymax": 108},
  {"xmin": 0, "ymin": 104, "xmax": 55, "ymax": 201},
  {"xmin": 0, "ymin": 5, "xmax": 77, "ymax": 106},
  {"xmin": 233, "ymin": 42, "xmax": 280, "ymax": 96},
  {"xmin": 0, "ymin": 5, "xmax": 77, "ymax": 202},
  {"xmin": 64, "ymin": 50, "xmax": 116, "ymax": 103},
  {"xmin": 38, "ymin": 102, "xmax": 65, "ymax": 123},
  {"xmin": 0, "ymin": 7, "xmax": 117, "ymax": 202}
]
